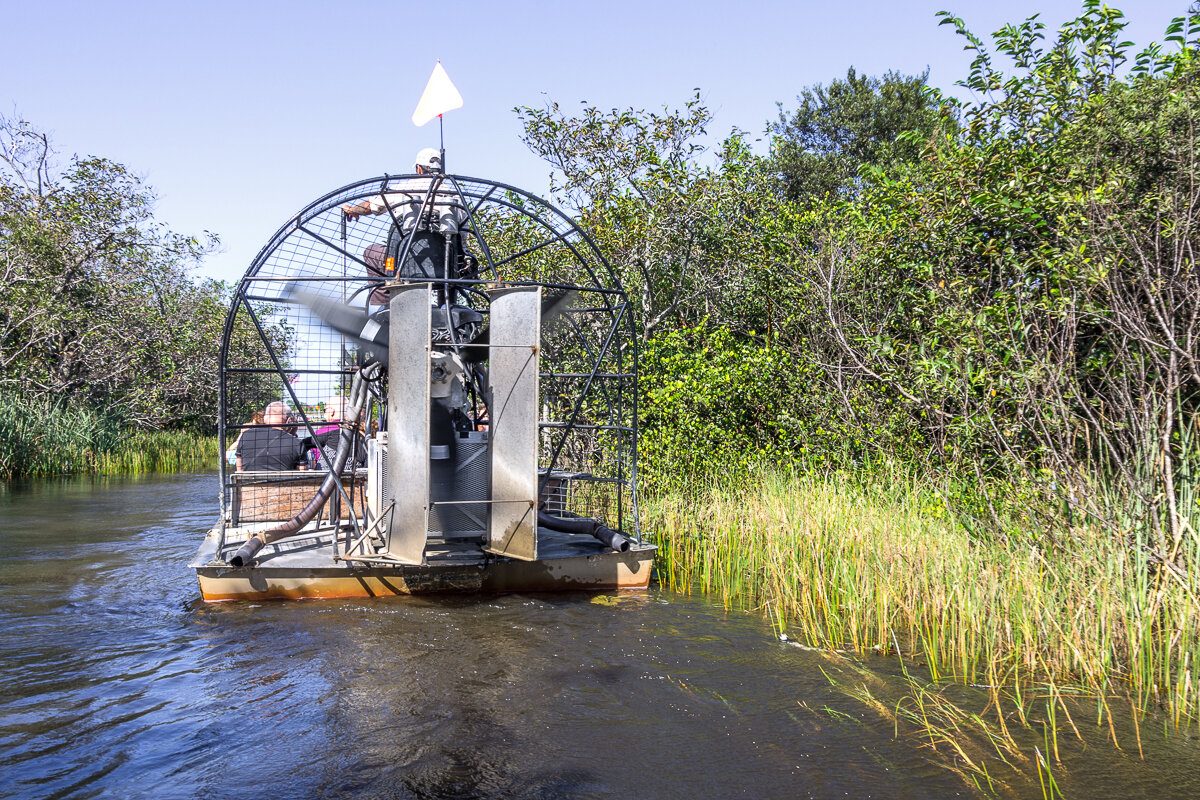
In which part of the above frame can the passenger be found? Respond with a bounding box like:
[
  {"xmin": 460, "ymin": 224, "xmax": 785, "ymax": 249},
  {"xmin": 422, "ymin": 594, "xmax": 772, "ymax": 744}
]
[
  {"xmin": 236, "ymin": 401, "xmax": 310, "ymax": 471},
  {"xmin": 316, "ymin": 395, "xmax": 345, "ymax": 436},
  {"xmin": 308, "ymin": 395, "xmax": 366, "ymax": 470},
  {"xmin": 307, "ymin": 395, "xmax": 343, "ymax": 469},
  {"xmin": 225, "ymin": 409, "xmax": 264, "ymax": 467}
]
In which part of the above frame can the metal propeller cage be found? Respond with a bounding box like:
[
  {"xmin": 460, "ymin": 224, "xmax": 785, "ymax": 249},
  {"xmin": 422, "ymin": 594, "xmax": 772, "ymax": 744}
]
[{"xmin": 216, "ymin": 173, "xmax": 642, "ymax": 551}]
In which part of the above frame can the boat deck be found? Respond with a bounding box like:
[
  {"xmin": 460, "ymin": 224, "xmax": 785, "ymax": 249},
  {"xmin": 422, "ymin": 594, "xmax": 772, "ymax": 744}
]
[{"xmin": 191, "ymin": 521, "xmax": 655, "ymax": 601}]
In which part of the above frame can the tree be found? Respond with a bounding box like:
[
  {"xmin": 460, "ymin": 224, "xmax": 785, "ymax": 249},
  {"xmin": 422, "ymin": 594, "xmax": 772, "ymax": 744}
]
[
  {"xmin": 0, "ymin": 116, "xmax": 285, "ymax": 431},
  {"xmin": 516, "ymin": 94, "xmax": 779, "ymax": 339},
  {"xmin": 781, "ymin": 2, "xmax": 1200, "ymax": 559},
  {"xmin": 769, "ymin": 68, "xmax": 945, "ymax": 201}
]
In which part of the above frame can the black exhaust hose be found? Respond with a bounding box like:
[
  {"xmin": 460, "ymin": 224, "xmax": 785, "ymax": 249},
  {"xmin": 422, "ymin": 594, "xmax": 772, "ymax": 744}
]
[
  {"xmin": 229, "ymin": 371, "xmax": 369, "ymax": 567},
  {"xmin": 536, "ymin": 510, "xmax": 631, "ymax": 553},
  {"xmin": 227, "ymin": 536, "xmax": 264, "ymax": 568}
]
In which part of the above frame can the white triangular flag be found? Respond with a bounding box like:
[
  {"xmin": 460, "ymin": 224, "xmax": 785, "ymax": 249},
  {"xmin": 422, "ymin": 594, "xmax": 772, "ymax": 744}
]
[{"xmin": 412, "ymin": 62, "xmax": 464, "ymax": 126}]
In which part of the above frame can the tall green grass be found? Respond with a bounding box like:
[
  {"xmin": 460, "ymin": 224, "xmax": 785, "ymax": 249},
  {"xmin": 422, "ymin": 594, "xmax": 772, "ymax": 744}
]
[
  {"xmin": 0, "ymin": 393, "xmax": 216, "ymax": 479},
  {"xmin": 645, "ymin": 469, "xmax": 1200, "ymax": 725},
  {"xmin": 93, "ymin": 429, "xmax": 217, "ymax": 475}
]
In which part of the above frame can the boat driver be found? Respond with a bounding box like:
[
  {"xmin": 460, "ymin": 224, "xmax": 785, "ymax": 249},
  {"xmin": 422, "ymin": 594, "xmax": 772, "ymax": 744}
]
[
  {"xmin": 342, "ymin": 148, "xmax": 464, "ymax": 229},
  {"xmin": 341, "ymin": 148, "xmax": 473, "ymax": 302}
]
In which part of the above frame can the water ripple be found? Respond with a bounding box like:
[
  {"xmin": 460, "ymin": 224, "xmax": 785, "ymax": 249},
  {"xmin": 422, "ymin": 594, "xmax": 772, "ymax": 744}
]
[{"xmin": 2, "ymin": 474, "xmax": 1198, "ymax": 799}]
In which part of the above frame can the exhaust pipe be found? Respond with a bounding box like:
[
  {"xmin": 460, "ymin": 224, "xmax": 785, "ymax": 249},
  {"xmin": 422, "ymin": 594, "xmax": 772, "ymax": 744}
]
[
  {"xmin": 228, "ymin": 536, "xmax": 263, "ymax": 568},
  {"xmin": 590, "ymin": 524, "xmax": 632, "ymax": 553},
  {"xmin": 536, "ymin": 510, "xmax": 631, "ymax": 553}
]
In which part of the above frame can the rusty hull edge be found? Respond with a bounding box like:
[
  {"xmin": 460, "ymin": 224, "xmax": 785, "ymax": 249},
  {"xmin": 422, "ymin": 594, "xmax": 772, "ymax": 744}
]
[{"xmin": 195, "ymin": 547, "xmax": 656, "ymax": 601}]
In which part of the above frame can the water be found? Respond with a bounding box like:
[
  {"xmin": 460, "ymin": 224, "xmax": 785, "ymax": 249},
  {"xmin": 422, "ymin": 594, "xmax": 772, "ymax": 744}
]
[{"xmin": 1, "ymin": 474, "xmax": 1197, "ymax": 799}]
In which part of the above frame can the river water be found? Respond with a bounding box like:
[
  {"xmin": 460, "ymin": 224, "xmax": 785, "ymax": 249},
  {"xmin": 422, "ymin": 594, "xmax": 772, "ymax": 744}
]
[{"xmin": 1, "ymin": 473, "xmax": 1198, "ymax": 799}]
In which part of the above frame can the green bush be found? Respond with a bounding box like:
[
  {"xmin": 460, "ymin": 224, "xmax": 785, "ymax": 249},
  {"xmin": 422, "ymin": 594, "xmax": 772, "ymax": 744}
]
[{"xmin": 638, "ymin": 324, "xmax": 861, "ymax": 490}]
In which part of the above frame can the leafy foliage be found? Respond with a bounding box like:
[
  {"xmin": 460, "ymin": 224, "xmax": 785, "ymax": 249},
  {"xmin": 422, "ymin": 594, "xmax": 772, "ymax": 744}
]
[
  {"xmin": 0, "ymin": 116, "xmax": 287, "ymax": 440},
  {"xmin": 779, "ymin": 3, "xmax": 1200, "ymax": 559},
  {"xmin": 517, "ymin": 3, "xmax": 1200, "ymax": 567},
  {"xmin": 768, "ymin": 67, "xmax": 946, "ymax": 201},
  {"xmin": 640, "ymin": 325, "xmax": 807, "ymax": 489},
  {"xmin": 517, "ymin": 96, "xmax": 779, "ymax": 339}
]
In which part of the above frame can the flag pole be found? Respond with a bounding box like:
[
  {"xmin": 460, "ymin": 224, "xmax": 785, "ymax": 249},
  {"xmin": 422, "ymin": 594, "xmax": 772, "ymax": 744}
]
[{"xmin": 439, "ymin": 113, "xmax": 445, "ymax": 171}]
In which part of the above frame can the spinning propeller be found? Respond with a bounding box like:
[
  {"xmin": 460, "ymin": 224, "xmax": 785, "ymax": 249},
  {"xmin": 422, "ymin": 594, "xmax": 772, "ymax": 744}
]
[{"xmin": 285, "ymin": 283, "xmax": 576, "ymax": 364}]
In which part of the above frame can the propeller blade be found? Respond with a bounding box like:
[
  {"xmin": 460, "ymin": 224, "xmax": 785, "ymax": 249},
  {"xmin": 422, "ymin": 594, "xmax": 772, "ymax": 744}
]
[
  {"xmin": 287, "ymin": 283, "xmax": 574, "ymax": 366},
  {"xmin": 460, "ymin": 289, "xmax": 575, "ymax": 364},
  {"xmin": 541, "ymin": 288, "xmax": 577, "ymax": 324},
  {"xmin": 285, "ymin": 284, "xmax": 390, "ymax": 357}
]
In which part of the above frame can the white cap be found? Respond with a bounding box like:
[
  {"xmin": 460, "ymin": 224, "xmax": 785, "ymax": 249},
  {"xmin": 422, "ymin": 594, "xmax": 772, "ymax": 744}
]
[{"xmin": 415, "ymin": 147, "xmax": 442, "ymax": 171}]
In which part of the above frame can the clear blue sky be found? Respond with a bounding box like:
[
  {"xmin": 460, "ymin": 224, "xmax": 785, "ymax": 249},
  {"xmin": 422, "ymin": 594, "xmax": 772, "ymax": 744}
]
[{"xmin": 2, "ymin": 0, "xmax": 1189, "ymax": 283}]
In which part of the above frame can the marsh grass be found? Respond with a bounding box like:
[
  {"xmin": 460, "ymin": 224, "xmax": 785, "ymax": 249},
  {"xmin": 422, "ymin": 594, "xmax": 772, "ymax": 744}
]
[
  {"xmin": 645, "ymin": 467, "xmax": 1200, "ymax": 782},
  {"xmin": 0, "ymin": 393, "xmax": 216, "ymax": 478},
  {"xmin": 809, "ymin": 647, "xmax": 1096, "ymax": 797},
  {"xmin": 94, "ymin": 430, "xmax": 217, "ymax": 475}
]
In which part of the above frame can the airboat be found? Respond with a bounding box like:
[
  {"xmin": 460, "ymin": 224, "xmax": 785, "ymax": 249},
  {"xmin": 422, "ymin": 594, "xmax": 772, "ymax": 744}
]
[{"xmin": 190, "ymin": 160, "xmax": 653, "ymax": 600}]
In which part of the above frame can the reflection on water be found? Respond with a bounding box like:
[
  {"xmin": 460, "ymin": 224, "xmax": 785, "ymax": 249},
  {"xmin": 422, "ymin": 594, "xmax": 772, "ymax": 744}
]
[{"xmin": 0, "ymin": 474, "xmax": 1197, "ymax": 799}]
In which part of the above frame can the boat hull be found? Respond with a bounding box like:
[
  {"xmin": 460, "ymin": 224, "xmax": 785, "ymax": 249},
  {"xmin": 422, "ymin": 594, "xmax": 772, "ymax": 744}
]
[{"xmin": 191, "ymin": 523, "xmax": 654, "ymax": 601}]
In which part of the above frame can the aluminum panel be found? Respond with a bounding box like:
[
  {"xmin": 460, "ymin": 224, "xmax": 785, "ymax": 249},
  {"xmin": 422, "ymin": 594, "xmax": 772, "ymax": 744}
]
[
  {"xmin": 486, "ymin": 287, "xmax": 540, "ymax": 561},
  {"xmin": 385, "ymin": 283, "xmax": 431, "ymax": 564}
]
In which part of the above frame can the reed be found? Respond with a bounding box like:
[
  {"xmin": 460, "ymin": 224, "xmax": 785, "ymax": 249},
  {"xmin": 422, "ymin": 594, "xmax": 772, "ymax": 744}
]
[
  {"xmin": 0, "ymin": 393, "xmax": 216, "ymax": 478},
  {"xmin": 646, "ymin": 468, "xmax": 1200, "ymax": 725},
  {"xmin": 94, "ymin": 430, "xmax": 218, "ymax": 475}
]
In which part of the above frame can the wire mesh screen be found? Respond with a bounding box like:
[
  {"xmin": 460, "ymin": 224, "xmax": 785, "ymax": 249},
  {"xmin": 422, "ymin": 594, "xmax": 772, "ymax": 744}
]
[{"xmin": 218, "ymin": 173, "xmax": 640, "ymax": 540}]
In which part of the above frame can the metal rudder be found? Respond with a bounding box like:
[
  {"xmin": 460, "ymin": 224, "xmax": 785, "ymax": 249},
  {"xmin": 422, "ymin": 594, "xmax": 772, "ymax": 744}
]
[
  {"xmin": 486, "ymin": 286, "xmax": 541, "ymax": 561},
  {"xmin": 385, "ymin": 283, "xmax": 432, "ymax": 564}
]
